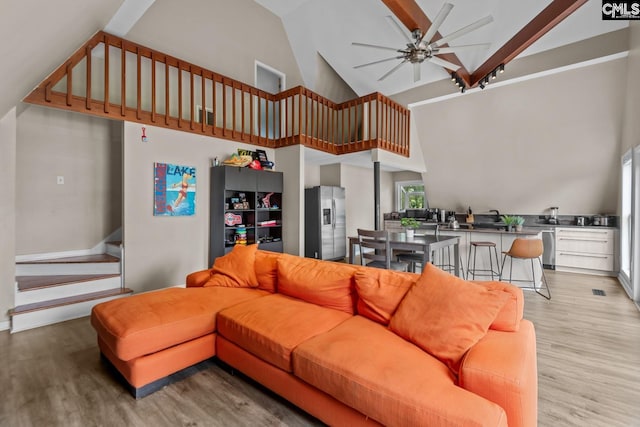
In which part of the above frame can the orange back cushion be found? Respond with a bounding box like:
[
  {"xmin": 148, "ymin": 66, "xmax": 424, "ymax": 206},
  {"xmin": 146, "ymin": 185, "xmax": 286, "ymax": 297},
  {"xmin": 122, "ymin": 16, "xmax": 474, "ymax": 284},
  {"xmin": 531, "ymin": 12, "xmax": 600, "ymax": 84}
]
[
  {"xmin": 277, "ymin": 254, "xmax": 358, "ymax": 314},
  {"xmin": 354, "ymin": 268, "xmax": 419, "ymax": 325},
  {"xmin": 473, "ymin": 280, "xmax": 523, "ymax": 332},
  {"xmin": 255, "ymin": 250, "xmax": 281, "ymax": 293}
]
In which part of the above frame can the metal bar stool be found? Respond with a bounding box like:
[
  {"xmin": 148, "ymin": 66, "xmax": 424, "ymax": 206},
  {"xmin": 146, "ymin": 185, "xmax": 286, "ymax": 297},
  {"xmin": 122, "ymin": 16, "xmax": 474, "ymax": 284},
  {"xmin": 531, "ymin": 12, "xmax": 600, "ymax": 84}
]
[
  {"xmin": 499, "ymin": 238, "xmax": 551, "ymax": 299},
  {"xmin": 467, "ymin": 241, "xmax": 500, "ymax": 280}
]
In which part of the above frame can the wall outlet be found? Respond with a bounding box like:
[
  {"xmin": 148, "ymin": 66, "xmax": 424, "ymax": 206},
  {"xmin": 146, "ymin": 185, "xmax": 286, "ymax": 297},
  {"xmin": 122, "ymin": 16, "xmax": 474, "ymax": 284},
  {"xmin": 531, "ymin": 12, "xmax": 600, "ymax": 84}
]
[{"xmin": 57, "ymin": 176, "xmax": 64, "ymax": 185}]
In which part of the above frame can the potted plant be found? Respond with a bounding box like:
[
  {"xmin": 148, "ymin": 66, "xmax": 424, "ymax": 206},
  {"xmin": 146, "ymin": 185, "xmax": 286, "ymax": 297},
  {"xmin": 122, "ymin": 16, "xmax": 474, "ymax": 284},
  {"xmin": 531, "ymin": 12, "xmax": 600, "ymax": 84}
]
[
  {"xmin": 501, "ymin": 215, "xmax": 525, "ymax": 232},
  {"xmin": 400, "ymin": 217, "xmax": 420, "ymax": 238},
  {"xmin": 501, "ymin": 215, "xmax": 517, "ymax": 232},
  {"xmin": 514, "ymin": 216, "xmax": 525, "ymax": 232}
]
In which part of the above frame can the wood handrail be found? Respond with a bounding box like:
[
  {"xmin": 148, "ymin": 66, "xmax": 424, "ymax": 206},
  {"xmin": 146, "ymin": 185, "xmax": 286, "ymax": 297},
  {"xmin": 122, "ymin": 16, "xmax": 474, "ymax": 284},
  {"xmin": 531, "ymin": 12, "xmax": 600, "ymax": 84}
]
[{"xmin": 24, "ymin": 31, "xmax": 410, "ymax": 157}]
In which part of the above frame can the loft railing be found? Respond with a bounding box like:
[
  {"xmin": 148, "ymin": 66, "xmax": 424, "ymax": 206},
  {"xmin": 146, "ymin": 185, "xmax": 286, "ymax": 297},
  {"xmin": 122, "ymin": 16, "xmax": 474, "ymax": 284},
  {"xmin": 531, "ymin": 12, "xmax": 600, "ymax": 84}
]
[{"xmin": 24, "ymin": 31, "xmax": 410, "ymax": 157}]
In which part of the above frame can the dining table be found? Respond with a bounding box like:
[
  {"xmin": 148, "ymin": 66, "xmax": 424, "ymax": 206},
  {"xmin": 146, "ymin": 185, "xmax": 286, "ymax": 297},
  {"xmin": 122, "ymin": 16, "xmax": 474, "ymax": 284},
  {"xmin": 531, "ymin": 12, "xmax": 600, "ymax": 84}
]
[{"xmin": 348, "ymin": 232, "xmax": 461, "ymax": 277}]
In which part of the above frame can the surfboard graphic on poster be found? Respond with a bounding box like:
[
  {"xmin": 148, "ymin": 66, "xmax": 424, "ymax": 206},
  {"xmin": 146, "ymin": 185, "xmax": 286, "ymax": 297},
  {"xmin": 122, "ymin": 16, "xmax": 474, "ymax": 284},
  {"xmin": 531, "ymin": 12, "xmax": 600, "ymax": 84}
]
[{"xmin": 154, "ymin": 163, "xmax": 196, "ymax": 216}]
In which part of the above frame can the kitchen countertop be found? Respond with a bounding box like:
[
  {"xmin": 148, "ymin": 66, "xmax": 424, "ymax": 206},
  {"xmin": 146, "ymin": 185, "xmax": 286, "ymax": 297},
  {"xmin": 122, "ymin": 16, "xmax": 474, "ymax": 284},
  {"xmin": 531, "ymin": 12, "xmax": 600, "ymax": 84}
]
[{"xmin": 438, "ymin": 226, "xmax": 542, "ymax": 236}]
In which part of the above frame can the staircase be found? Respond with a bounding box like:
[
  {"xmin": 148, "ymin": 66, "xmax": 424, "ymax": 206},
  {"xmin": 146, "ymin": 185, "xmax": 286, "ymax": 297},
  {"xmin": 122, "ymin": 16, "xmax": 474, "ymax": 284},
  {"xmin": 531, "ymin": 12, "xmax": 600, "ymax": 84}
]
[{"xmin": 10, "ymin": 241, "xmax": 132, "ymax": 333}]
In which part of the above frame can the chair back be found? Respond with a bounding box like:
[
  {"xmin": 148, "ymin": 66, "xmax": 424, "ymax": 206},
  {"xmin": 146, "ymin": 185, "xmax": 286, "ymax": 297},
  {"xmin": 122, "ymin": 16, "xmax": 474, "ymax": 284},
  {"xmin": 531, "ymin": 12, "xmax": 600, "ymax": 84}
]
[
  {"xmin": 357, "ymin": 229, "xmax": 392, "ymax": 269},
  {"xmin": 507, "ymin": 238, "xmax": 543, "ymax": 259}
]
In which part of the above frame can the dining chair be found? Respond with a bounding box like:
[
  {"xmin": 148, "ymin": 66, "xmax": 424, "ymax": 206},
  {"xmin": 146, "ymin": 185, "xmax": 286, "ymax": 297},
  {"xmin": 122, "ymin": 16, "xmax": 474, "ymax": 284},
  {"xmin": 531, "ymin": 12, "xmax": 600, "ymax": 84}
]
[
  {"xmin": 395, "ymin": 224, "xmax": 466, "ymax": 278},
  {"xmin": 357, "ymin": 229, "xmax": 409, "ymax": 271},
  {"xmin": 499, "ymin": 238, "xmax": 551, "ymax": 299}
]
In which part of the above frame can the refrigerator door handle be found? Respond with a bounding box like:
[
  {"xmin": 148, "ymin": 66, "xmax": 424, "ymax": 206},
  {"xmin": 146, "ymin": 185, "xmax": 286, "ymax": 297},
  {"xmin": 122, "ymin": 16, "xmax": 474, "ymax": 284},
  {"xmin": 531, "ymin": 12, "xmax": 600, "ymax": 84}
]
[{"xmin": 332, "ymin": 199, "xmax": 336, "ymax": 229}]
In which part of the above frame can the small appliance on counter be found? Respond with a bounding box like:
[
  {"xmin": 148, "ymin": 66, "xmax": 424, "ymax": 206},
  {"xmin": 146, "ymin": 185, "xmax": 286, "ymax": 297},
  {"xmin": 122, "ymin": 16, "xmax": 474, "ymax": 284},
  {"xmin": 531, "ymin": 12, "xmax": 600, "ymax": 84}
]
[
  {"xmin": 576, "ymin": 216, "xmax": 585, "ymax": 226},
  {"xmin": 592, "ymin": 215, "xmax": 610, "ymax": 226},
  {"xmin": 548, "ymin": 206, "xmax": 559, "ymax": 224}
]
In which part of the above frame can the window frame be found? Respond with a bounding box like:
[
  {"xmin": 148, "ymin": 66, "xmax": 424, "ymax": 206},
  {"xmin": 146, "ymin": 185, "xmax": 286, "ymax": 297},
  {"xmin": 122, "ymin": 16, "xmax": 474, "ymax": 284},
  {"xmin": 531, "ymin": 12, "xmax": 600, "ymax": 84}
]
[{"xmin": 395, "ymin": 180, "xmax": 426, "ymax": 212}]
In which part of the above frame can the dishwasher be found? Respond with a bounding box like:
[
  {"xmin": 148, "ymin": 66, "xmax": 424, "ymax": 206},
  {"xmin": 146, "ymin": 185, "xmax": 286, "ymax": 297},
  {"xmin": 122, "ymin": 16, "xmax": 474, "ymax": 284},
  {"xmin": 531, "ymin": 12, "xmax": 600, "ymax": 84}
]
[{"xmin": 541, "ymin": 228, "xmax": 556, "ymax": 270}]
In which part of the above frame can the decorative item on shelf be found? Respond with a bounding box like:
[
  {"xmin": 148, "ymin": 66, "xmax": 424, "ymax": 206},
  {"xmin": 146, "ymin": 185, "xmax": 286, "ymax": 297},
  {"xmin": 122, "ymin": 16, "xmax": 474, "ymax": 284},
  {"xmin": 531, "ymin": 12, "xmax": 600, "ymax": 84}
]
[
  {"xmin": 261, "ymin": 192, "xmax": 274, "ymax": 209},
  {"xmin": 224, "ymin": 212, "xmax": 242, "ymax": 226},
  {"xmin": 401, "ymin": 217, "xmax": 420, "ymax": 238},
  {"xmin": 223, "ymin": 153, "xmax": 252, "ymax": 167},
  {"xmin": 235, "ymin": 224, "xmax": 247, "ymax": 245},
  {"xmin": 255, "ymin": 149, "xmax": 274, "ymax": 170}
]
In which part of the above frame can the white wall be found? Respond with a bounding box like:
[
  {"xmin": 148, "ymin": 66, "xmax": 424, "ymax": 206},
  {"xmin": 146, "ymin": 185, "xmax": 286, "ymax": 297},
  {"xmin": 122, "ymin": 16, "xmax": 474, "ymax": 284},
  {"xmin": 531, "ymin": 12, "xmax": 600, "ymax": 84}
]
[
  {"xmin": 622, "ymin": 22, "xmax": 640, "ymax": 154},
  {"xmin": 0, "ymin": 108, "xmax": 17, "ymax": 327},
  {"xmin": 274, "ymin": 145, "xmax": 305, "ymax": 256},
  {"xmin": 122, "ymin": 121, "xmax": 277, "ymax": 292},
  {"xmin": 412, "ymin": 58, "xmax": 627, "ymax": 216},
  {"xmin": 15, "ymin": 106, "xmax": 122, "ymax": 255},
  {"xmin": 126, "ymin": 0, "xmax": 304, "ymax": 91}
]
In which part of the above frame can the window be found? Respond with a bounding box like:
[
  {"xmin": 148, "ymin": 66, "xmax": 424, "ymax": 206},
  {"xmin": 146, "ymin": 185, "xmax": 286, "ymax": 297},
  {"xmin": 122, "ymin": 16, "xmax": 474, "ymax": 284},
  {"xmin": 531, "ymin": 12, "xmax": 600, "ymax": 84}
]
[{"xmin": 396, "ymin": 181, "xmax": 426, "ymax": 211}]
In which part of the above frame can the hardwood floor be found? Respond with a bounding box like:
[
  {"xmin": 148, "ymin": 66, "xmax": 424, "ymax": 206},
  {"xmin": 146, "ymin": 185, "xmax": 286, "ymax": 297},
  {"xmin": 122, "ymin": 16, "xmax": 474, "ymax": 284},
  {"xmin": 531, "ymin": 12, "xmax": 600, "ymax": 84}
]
[{"xmin": 1, "ymin": 270, "xmax": 638, "ymax": 426}]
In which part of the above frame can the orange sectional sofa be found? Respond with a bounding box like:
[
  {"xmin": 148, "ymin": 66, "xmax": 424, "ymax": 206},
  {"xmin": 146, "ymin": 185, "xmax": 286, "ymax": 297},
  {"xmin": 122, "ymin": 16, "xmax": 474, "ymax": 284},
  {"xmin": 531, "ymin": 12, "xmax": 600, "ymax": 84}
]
[{"xmin": 91, "ymin": 245, "xmax": 537, "ymax": 427}]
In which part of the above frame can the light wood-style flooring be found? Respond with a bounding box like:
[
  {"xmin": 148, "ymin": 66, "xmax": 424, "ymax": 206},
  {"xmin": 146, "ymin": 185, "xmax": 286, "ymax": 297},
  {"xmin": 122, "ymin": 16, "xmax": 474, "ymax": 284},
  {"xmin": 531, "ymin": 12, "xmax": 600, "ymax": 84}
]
[{"xmin": 1, "ymin": 270, "xmax": 639, "ymax": 426}]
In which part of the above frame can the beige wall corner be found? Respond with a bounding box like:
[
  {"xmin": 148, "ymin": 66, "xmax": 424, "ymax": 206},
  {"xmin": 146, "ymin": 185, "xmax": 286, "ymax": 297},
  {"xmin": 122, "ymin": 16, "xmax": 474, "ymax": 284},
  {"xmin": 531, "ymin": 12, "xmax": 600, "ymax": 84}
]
[
  {"xmin": 313, "ymin": 54, "xmax": 358, "ymax": 103},
  {"xmin": 0, "ymin": 107, "xmax": 17, "ymax": 328},
  {"xmin": 15, "ymin": 106, "xmax": 122, "ymax": 255},
  {"xmin": 274, "ymin": 145, "xmax": 305, "ymax": 256}
]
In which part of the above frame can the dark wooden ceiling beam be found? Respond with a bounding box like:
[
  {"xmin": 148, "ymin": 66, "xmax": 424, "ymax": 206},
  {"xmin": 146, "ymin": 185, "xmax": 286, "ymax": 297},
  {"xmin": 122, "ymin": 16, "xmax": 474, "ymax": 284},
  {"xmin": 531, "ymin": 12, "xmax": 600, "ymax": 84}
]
[
  {"xmin": 470, "ymin": 0, "xmax": 588, "ymax": 87},
  {"xmin": 381, "ymin": 0, "xmax": 471, "ymax": 85}
]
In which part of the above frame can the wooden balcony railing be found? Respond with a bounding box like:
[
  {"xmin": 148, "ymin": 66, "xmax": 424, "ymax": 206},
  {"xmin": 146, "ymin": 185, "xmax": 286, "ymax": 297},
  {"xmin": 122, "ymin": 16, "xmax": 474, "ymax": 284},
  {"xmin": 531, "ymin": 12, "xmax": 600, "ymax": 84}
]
[{"xmin": 24, "ymin": 31, "xmax": 410, "ymax": 157}]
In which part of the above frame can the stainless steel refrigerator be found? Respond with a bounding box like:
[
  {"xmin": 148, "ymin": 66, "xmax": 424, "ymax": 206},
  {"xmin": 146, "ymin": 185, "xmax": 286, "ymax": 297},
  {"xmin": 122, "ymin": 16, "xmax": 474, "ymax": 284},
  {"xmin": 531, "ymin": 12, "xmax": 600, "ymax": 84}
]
[{"xmin": 305, "ymin": 186, "xmax": 346, "ymax": 260}]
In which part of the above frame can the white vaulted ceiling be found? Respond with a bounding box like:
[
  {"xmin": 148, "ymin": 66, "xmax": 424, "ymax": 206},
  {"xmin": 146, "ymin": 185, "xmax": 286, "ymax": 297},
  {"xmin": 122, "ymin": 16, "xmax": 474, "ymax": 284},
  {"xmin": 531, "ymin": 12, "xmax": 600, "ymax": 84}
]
[{"xmin": 255, "ymin": 0, "xmax": 628, "ymax": 97}]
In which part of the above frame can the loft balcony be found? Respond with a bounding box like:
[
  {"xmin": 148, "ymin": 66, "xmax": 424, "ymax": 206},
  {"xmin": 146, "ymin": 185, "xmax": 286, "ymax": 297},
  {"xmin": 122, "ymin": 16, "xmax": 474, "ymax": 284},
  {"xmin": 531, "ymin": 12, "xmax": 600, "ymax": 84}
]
[{"xmin": 24, "ymin": 31, "xmax": 410, "ymax": 157}]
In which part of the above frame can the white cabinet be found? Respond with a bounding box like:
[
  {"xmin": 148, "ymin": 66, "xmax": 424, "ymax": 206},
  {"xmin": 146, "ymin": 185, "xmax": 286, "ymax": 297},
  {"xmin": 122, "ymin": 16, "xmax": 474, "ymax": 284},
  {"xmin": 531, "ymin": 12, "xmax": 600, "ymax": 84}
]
[{"xmin": 555, "ymin": 228, "xmax": 616, "ymax": 274}]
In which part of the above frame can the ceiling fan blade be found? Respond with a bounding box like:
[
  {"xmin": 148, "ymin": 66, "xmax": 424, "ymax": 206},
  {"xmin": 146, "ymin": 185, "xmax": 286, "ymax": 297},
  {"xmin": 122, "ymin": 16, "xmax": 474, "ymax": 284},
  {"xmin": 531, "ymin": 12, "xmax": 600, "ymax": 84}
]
[
  {"xmin": 354, "ymin": 56, "xmax": 403, "ymax": 69},
  {"xmin": 435, "ymin": 43, "xmax": 491, "ymax": 54},
  {"xmin": 418, "ymin": 2, "xmax": 454, "ymax": 46},
  {"xmin": 378, "ymin": 60, "xmax": 408, "ymax": 81},
  {"xmin": 386, "ymin": 15, "xmax": 412, "ymax": 44},
  {"xmin": 352, "ymin": 42, "xmax": 400, "ymax": 53},
  {"xmin": 428, "ymin": 56, "xmax": 461, "ymax": 71},
  {"xmin": 413, "ymin": 62, "xmax": 421, "ymax": 83},
  {"xmin": 432, "ymin": 15, "xmax": 494, "ymax": 47}
]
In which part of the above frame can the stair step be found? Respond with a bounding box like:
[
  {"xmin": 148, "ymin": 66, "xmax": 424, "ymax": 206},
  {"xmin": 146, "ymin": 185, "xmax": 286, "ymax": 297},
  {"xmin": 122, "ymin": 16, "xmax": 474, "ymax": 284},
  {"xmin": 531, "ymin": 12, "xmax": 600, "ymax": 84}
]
[
  {"xmin": 16, "ymin": 274, "xmax": 121, "ymax": 292},
  {"xmin": 16, "ymin": 254, "xmax": 121, "ymax": 276},
  {"xmin": 16, "ymin": 254, "xmax": 119, "ymax": 264},
  {"xmin": 106, "ymin": 241, "xmax": 122, "ymax": 246},
  {"xmin": 9, "ymin": 288, "xmax": 133, "ymax": 316}
]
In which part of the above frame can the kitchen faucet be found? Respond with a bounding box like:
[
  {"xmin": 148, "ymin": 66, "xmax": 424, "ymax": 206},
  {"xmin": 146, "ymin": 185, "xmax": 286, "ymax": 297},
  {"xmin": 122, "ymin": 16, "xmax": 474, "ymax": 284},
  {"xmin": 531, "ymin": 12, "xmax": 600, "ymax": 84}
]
[{"xmin": 489, "ymin": 209, "xmax": 500, "ymax": 221}]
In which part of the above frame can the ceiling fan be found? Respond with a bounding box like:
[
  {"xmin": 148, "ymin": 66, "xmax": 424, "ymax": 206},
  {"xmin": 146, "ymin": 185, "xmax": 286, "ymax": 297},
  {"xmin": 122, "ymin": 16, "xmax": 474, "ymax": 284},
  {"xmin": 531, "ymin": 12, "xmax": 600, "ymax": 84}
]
[{"xmin": 353, "ymin": 3, "xmax": 493, "ymax": 82}]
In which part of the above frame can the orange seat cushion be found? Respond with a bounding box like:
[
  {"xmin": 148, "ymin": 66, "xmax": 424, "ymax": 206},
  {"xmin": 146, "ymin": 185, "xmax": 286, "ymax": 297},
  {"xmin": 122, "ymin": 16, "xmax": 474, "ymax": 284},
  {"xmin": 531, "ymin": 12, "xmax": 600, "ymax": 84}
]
[
  {"xmin": 277, "ymin": 254, "xmax": 358, "ymax": 314},
  {"xmin": 91, "ymin": 287, "xmax": 267, "ymax": 361},
  {"xmin": 389, "ymin": 263, "xmax": 510, "ymax": 374},
  {"xmin": 293, "ymin": 316, "xmax": 507, "ymax": 426},
  {"xmin": 205, "ymin": 243, "xmax": 259, "ymax": 288},
  {"xmin": 217, "ymin": 293, "xmax": 351, "ymax": 372},
  {"xmin": 353, "ymin": 268, "xmax": 418, "ymax": 325}
]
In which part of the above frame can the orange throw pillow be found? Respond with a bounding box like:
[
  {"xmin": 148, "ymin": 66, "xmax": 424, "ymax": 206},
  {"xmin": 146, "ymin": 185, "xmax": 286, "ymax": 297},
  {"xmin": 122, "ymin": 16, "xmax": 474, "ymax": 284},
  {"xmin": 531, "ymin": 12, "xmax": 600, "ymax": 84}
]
[
  {"xmin": 389, "ymin": 263, "xmax": 509, "ymax": 374},
  {"xmin": 204, "ymin": 244, "xmax": 259, "ymax": 288},
  {"xmin": 354, "ymin": 268, "xmax": 418, "ymax": 325}
]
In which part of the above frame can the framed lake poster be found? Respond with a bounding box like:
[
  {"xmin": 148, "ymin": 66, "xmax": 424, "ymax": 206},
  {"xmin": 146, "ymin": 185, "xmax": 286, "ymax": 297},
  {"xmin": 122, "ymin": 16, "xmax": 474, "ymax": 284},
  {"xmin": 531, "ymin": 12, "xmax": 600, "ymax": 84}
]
[{"xmin": 154, "ymin": 163, "xmax": 196, "ymax": 216}]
